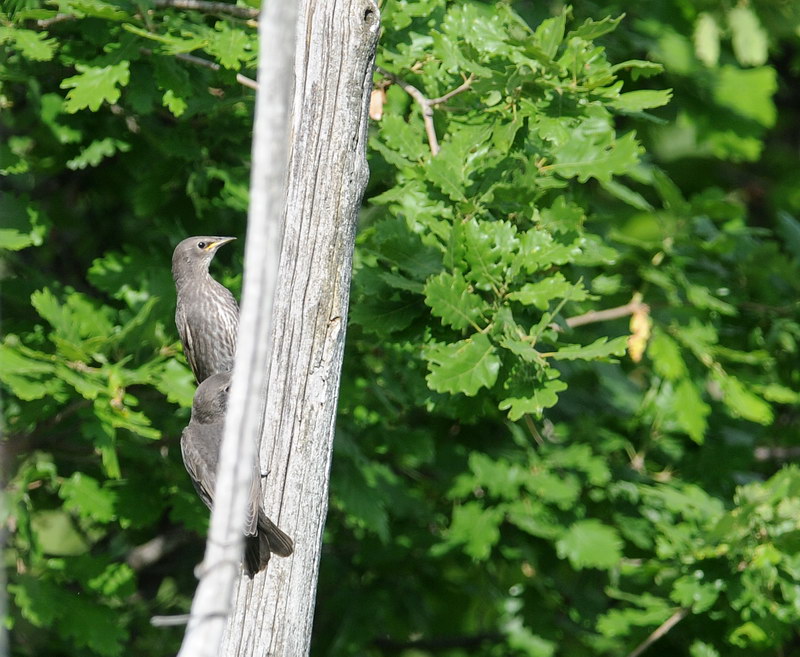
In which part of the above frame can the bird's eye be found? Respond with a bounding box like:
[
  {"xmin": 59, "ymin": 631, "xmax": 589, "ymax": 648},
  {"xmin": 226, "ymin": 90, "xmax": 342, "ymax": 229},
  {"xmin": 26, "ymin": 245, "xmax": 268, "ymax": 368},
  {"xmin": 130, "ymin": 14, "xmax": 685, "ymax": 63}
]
[{"xmin": 197, "ymin": 241, "xmax": 207, "ymax": 249}]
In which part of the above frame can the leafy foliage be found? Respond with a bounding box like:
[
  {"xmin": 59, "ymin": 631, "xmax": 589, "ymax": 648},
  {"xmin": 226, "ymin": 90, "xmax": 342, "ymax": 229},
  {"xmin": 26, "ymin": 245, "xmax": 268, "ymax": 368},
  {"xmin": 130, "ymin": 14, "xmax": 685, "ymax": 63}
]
[{"xmin": 3, "ymin": 0, "xmax": 800, "ymax": 656}]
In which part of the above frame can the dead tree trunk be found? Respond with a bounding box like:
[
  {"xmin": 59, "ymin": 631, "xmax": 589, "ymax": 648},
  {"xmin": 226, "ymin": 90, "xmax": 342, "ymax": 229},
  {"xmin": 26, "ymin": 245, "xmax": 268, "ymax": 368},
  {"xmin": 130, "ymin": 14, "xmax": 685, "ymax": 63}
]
[
  {"xmin": 175, "ymin": 2, "xmax": 300, "ymax": 656},
  {"xmin": 222, "ymin": 1, "xmax": 380, "ymax": 656}
]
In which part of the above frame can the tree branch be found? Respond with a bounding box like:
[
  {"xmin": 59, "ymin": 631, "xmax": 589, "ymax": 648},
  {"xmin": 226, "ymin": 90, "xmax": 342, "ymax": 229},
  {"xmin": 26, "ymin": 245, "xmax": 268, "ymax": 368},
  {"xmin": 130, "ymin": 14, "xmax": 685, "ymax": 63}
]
[
  {"xmin": 152, "ymin": 0, "xmax": 259, "ymax": 19},
  {"xmin": 151, "ymin": 614, "xmax": 191, "ymax": 627},
  {"xmin": 140, "ymin": 49, "xmax": 258, "ymax": 91},
  {"xmin": 625, "ymin": 608, "xmax": 688, "ymax": 657},
  {"xmin": 429, "ymin": 76, "xmax": 475, "ymax": 105},
  {"xmin": 565, "ymin": 299, "xmax": 649, "ymax": 329},
  {"xmin": 36, "ymin": 13, "xmax": 74, "ymax": 28},
  {"xmin": 126, "ymin": 530, "xmax": 189, "ymax": 571},
  {"xmin": 174, "ymin": 52, "xmax": 258, "ymax": 90},
  {"xmin": 754, "ymin": 446, "xmax": 800, "ymax": 462},
  {"xmin": 375, "ymin": 66, "xmax": 474, "ymax": 156}
]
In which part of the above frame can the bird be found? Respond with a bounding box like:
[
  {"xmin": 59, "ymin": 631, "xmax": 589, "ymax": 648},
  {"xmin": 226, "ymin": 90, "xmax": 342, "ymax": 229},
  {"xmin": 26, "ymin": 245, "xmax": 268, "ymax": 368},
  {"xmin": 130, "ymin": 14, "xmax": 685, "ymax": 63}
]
[
  {"xmin": 180, "ymin": 371, "xmax": 294, "ymax": 576},
  {"xmin": 172, "ymin": 236, "xmax": 239, "ymax": 384}
]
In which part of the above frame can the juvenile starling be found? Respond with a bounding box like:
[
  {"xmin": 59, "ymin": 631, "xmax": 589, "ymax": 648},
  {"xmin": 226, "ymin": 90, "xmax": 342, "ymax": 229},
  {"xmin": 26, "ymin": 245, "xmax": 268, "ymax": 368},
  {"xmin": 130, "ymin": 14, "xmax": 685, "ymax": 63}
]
[
  {"xmin": 180, "ymin": 371, "xmax": 294, "ymax": 576},
  {"xmin": 172, "ymin": 236, "xmax": 239, "ymax": 384}
]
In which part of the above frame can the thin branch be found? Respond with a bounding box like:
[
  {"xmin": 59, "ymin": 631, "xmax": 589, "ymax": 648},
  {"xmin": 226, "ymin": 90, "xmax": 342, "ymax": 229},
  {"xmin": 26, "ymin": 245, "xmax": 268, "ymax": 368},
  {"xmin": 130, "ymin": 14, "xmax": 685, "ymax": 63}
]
[
  {"xmin": 429, "ymin": 76, "xmax": 475, "ymax": 106},
  {"xmin": 36, "ymin": 13, "xmax": 74, "ymax": 28},
  {"xmin": 151, "ymin": 614, "xmax": 191, "ymax": 627},
  {"xmin": 523, "ymin": 414, "xmax": 545, "ymax": 447},
  {"xmin": 375, "ymin": 66, "xmax": 474, "ymax": 156},
  {"xmin": 126, "ymin": 531, "xmax": 189, "ymax": 570},
  {"xmin": 152, "ymin": 0, "xmax": 259, "ymax": 19},
  {"xmin": 36, "ymin": 1, "xmax": 258, "ymax": 30},
  {"xmin": 141, "ymin": 48, "xmax": 258, "ymax": 91},
  {"xmin": 625, "ymin": 608, "xmax": 688, "ymax": 657},
  {"xmin": 174, "ymin": 52, "xmax": 258, "ymax": 90},
  {"xmin": 754, "ymin": 446, "xmax": 800, "ymax": 462},
  {"xmin": 564, "ymin": 299, "xmax": 649, "ymax": 329}
]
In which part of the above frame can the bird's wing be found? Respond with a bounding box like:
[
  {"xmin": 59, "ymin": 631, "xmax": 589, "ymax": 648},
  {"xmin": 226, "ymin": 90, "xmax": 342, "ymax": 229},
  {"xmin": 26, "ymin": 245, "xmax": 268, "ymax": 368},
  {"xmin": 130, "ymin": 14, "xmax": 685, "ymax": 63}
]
[
  {"xmin": 177, "ymin": 301, "xmax": 203, "ymax": 382},
  {"xmin": 183, "ymin": 322, "xmax": 203, "ymax": 382},
  {"xmin": 180, "ymin": 425, "xmax": 217, "ymax": 510},
  {"xmin": 245, "ymin": 458, "xmax": 260, "ymax": 537}
]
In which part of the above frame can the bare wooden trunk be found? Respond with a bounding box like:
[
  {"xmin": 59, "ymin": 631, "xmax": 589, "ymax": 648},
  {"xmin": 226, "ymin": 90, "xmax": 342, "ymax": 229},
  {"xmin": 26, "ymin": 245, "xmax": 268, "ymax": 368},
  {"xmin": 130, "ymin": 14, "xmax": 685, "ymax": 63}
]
[{"xmin": 221, "ymin": 1, "xmax": 380, "ymax": 655}]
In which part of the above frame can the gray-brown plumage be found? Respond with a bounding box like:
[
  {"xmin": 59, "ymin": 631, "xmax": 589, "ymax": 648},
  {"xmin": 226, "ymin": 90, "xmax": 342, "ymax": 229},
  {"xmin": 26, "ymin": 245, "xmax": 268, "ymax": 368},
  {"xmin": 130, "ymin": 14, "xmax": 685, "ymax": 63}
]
[
  {"xmin": 180, "ymin": 371, "xmax": 294, "ymax": 576},
  {"xmin": 172, "ymin": 236, "xmax": 239, "ymax": 384}
]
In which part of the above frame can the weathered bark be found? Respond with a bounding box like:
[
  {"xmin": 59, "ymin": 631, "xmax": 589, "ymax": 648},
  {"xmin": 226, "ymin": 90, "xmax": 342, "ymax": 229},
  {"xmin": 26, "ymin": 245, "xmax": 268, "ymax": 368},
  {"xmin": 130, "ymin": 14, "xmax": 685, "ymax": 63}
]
[
  {"xmin": 221, "ymin": 1, "xmax": 380, "ymax": 656},
  {"xmin": 175, "ymin": 1, "xmax": 299, "ymax": 656}
]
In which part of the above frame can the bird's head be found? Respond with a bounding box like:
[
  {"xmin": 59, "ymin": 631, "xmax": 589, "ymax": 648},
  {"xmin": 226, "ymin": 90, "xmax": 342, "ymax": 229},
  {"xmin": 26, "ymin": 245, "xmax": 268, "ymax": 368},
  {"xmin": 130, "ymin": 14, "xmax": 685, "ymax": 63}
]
[
  {"xmin": 172, "ymin": 236, "xmax": 236, "ymax": 282},
  {"xmin": 191, "ymin": 371, "xmax": 233, "ymax": 423}
]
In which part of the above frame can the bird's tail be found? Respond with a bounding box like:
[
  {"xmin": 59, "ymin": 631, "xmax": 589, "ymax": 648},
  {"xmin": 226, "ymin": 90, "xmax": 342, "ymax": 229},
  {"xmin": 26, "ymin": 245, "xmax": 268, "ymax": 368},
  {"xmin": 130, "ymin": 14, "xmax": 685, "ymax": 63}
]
[{"xmin": 244, "ymin": 512, "xmax": 294, "ymax": 577}]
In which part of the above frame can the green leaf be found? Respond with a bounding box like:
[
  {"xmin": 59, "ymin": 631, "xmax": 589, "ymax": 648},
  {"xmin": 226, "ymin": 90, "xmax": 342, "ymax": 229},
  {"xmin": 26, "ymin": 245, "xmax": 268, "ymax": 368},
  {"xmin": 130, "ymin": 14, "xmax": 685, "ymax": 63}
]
[
  {"xmin": 716, "ymin": 374, "xmax": 773, "ymax": 425},
  {"xmin": 66, "ymin": 138, "xmax": 130, "ymax": 170},
  {"xmin": 30, "ymin": 510, "xmax": 89, "ymax": 555},
  {"xmin": 59, "ymin": 473, "xmax": 117, "ymax": 523},
  {"xmin": 371, "ymin": 218, "xmax": 442, "ymax": 279},
  {"xmin": 611, "ymin": 89, "xmax": 673, "ymax": 113},
  {"xmin": 499, "ymin": 377, "xmax": 567, "ymax": 421},
  {"xmin": 597, "ymin": 596, "xmax": 673, "ymax": 637},
  {"xmin": 538, "ymin": 197, "xmax": 586, "ymax": 233},
  {"xmin": 568, "ymin": 15, "xmax": 623, "ymax": 41},
  {"xmin": 729, "ymin": 621, "xmax": 769, "ymax": 648},
  {"xmin": 0, "ymin": 26, "xmax": 58, "ymax": 61},
  {"xmin": 450, "ymin": 219, "xmax": 520, "ymax": 290},
  {"xmin": 61, "ymin": 62, "xmax": 131, "ymax": 113},
  {"xmin": 694, "ymin": 13, "xmax": 720, "ymax": 67},
  {"xmin": 506, "ymin": 622, "xmax": 556, "ymax": 657},
  {"xmin": 458, "ymin": 452, "xmax": 526, "ymax": 500},
  {"xmin": 549, "ymin": 130, "xmax": 642, "ymax": 183},
  {"xmin": 425, "ymin": 333, "xmax": 501, "ymax": 396},
  {"xmin": 0, "ymin": 342, "xmax": 62, "ymax": 400},
  {"xmin": 648, "ymin": 330, "xmax": 688, "ymax": 380},
  {"xmin": 426, "ymin": 123, "xmax": 493, "ymax": 200},
  {"xmin": 671, "ymin": 574, "xmax": 723, "ymax": 613},
  {"xmin": 162, "ymin": 89, "xmax": 187, "ymax": 117},
  {"xmin": 31, "ymin": 288, "xmax": 114, "ymax": 342},
  {"xmin": 713, "ymin": 66, "xmax": 776, "ymax": 128},
  {"xmin": 154, "ymin": 359, "xmax": 195, "ymax": 408},
  {"xmin": 690, "ymin": 641, "xmax": 721, "ymax": 657},
  {"xmin": 556, "ymin": 519, "xmax": 623, "ymax": 569},
  {"xmin": 600, "ymin": 179, "xmax": 654, "ymax": 211},
  {"xmin": 533, "ymin": 12, "xmax": 566, "ymax": 59},
  {"xmin": 380, "ymin": 114, "xmax": 428, "ymax": 162},
  {"xmin": 610, "ymin": 59, "xmax": 664, "ymax": 79},
  {"xmin": 685, "ymin": 284, "xmax": 736, "ymax": 315},
  {"xmin": 524, "ymin": 471, "xmax": 581, "ymax": 509},
  {"xmin": 86, "ymin": 562, "xmax": 136, "ymax": 598},
  {"xmin": 673, "ymin": 379, "xmax": 710, "ymax": 443},
  {"xmin": 63, "ymin": 0, "xmax": 130, "ymax": 20},
  {"xmin": 349, "ymin": 294, "xmax": 423, "ymax": 335},
  {"xmin": 445, "ymin": 501, "xmax": 504, "ymax": 560},
  {"xmin": 424, "ymin": 270, "xmax": 488, "ymax": 331},
  {"xmin": 517, "ymin": 231, "xmax": 575, "ymax": 273},
  {"xmin": 550, "ymin": 336, "xmax": 629, "ymax": 361},
  {"xmin": 728, "ymin": 7, "xmax": 768, "ymax": 67},
  {"xmin": 204, "ymin": 22, "xmax": 253, "ymax": 70},
  {"xmin": 0, "ymin": 193, "xmax": 45, "ymax": 251},
  {"xmin": 507, "ymin": 273, "xmax": 589, "ymax": 310},
  {"xmin": 758, "ymin": 383, "xmax": 800, "ymax": 404}
]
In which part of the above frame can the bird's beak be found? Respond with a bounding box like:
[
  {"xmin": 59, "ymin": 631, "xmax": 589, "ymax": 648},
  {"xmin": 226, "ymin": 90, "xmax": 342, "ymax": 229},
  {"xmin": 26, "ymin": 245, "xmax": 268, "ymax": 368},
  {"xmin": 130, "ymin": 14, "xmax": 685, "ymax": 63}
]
[{"xmin": 205, "ymin": 237, "xmax": 236, "ymax": 251}]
